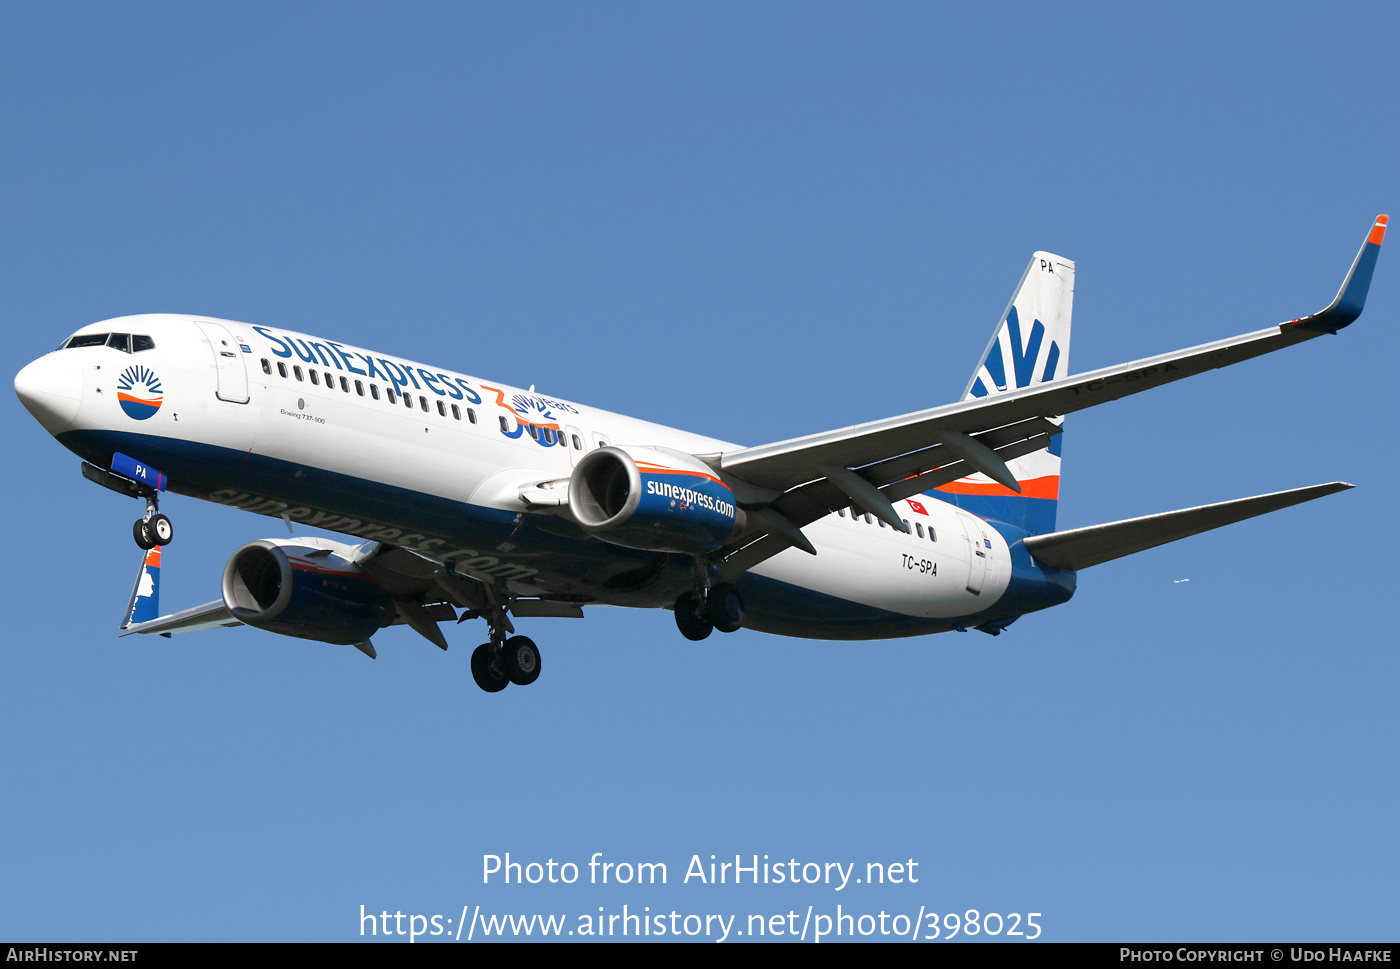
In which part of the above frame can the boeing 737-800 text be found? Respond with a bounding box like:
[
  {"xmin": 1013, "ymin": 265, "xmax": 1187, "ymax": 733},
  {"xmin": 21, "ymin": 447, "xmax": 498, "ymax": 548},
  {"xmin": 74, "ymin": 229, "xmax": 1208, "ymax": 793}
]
[{"xmin": 13, "ymin": 216, "xmax": 1386, "ymax": 692}]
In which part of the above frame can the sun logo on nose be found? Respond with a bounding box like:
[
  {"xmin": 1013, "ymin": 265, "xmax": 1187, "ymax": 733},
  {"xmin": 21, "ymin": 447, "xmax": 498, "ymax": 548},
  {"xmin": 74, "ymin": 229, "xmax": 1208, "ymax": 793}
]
[{"xmin": 117, "ymin": 365, "xmax": 163, "ymax": 420}]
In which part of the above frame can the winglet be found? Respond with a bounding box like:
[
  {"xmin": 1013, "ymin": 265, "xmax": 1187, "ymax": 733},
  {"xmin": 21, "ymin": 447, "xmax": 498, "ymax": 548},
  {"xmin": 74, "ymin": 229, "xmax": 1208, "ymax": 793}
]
[
  {"xmin": 121, "ymin": 545, "xmax": 162, "ymax": 629},
  {"xmin": 1370, "ymin": 215, "xmax": 1389, "ymax": 246},
  {"xmin": 1292, "ymin": 215, "xmax": 1387, "ymax": 333}
]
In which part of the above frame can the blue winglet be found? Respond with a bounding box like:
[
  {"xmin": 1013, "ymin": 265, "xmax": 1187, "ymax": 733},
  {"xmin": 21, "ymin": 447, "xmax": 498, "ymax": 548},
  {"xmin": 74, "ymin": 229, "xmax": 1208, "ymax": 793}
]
[{"xmin": 1293, "ymin": 215, "xmax": 1388, "ymax": 333}]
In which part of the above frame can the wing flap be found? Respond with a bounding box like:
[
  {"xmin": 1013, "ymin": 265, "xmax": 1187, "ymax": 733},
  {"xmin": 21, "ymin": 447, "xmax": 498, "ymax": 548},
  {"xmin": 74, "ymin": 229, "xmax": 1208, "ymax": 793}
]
[{"xmin": 1022, "ymin": 482, "xmax": 1353, "ymax": 571}]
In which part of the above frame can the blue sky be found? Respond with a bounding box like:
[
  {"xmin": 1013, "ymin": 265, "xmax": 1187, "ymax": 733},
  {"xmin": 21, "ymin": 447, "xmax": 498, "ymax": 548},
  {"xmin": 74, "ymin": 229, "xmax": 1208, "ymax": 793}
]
[{"xmin": 2, "ymin": 3, "xmax": 1395, "ymax": 942}]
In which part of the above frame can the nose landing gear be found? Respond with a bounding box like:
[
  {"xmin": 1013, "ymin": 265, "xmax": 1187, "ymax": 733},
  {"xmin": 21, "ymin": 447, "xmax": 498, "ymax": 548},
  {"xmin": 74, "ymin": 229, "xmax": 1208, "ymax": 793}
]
[
  {"xmin": 133, "ymin": 510, "xmax": 173, "ymax": 550},
  {"xmin": 132, "ymin": 486, "xmax": 173, "ymax": 550},
  {"xmin": 131, "ymin": 480, "xmax": 173, "ymax": 551},
  {"xmin": 79, "ymin": 458, "xmax": 175, "ymax": 551}
]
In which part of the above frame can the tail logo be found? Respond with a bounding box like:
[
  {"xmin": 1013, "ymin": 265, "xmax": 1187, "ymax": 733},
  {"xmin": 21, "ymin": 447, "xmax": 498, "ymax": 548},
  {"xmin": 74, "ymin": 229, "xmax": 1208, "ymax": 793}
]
[
  {"xmin": 117, "ymin": 365, "xmax": 163, "ymax": 421},
  {"xmin": 970, "ymin": 307, "xmax": 1062, "ymax": 397}
]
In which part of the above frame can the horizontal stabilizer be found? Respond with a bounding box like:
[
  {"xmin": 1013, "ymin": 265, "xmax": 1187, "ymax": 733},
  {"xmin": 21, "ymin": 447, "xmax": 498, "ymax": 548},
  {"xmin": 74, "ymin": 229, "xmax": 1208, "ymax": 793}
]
[
  {"xmin": 1022, "ymin": 482, "xmax": 1353, "ymax": 571},
  {"xmin": 118, "ymin": 599, "xmax": 240, "ymax": 637}
]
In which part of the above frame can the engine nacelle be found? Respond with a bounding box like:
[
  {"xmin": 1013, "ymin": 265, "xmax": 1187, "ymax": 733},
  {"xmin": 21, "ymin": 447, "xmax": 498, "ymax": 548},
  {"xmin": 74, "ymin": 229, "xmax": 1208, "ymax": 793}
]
[
  {"xmin": 221, "ymin": 539, "xmax": 391, "ymax": 645},
  {"xmin": 568, "ymin": 446, "xmax": 745, "ymax": 554}
]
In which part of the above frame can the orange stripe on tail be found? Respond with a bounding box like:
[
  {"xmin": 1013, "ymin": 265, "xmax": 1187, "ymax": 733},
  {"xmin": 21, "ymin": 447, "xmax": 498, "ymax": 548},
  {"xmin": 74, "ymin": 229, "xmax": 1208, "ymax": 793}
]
[
  {"xmin": 1369, "ymin": 215, "xmax": 1388, "ymax": 246},
  {"xmin": 936, "ymin": 474, "xmax": 1061, "ymax": 500}
]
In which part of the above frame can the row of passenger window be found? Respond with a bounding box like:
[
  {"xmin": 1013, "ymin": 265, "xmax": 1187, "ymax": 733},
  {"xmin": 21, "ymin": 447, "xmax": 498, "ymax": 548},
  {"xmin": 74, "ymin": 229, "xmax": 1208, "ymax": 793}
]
[
  {"xmin": 261, "ymin": 356, "xmax": 590, "ymax": 450},
  {"xmin": 836, "ymin": 506, "xmax": 938, "ymax": 542},
  {"xmin": 517, "ymin": 421, "xmax": 586, "ymax": 450},
  {"xmin": 263, "ymin": 356, "xmax": 599, "ymax": 451},
  {"xmin": 262, "ymin": 357, "xmax": 478, "ymax": 422},
  {"xmin": 61, "ymin": 333, "xmax": 156, "ymax": 353}
]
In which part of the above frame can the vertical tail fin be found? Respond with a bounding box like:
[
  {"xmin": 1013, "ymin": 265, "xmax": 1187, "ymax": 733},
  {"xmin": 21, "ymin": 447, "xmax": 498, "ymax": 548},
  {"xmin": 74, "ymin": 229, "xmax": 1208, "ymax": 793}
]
[
  {"xmin": 939, "ymin": 252, "xmax": 1075, "ymax": 535},
  {"xmin": 963, "ymin": 252, "xmax": 1074, "ymax": 400}
]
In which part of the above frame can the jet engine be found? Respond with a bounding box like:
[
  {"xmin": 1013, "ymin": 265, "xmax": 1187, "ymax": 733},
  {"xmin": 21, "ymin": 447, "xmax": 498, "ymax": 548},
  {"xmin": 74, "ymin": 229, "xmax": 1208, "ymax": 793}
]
[
  {"xmin": 220, "ymin": 539, "xmax": 391, "ymax": 645},
  {"xmin": 568, "ymin": 446, "xmax": 746, "ymax": 554}
]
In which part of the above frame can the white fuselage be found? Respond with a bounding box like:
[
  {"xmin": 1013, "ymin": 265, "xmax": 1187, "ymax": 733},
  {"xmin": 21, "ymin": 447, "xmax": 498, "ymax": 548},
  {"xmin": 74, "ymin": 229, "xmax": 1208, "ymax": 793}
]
[{"xmin": 20, "ymin": 314, "xmax": 1030, "ymax": 639}]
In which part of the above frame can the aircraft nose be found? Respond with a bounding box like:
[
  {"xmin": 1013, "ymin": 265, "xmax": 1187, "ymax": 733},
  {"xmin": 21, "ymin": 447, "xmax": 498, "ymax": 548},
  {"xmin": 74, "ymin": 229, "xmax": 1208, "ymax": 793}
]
[{"xmin": 15, "ymin": 352, "xmax": 82, "ymax": 434}]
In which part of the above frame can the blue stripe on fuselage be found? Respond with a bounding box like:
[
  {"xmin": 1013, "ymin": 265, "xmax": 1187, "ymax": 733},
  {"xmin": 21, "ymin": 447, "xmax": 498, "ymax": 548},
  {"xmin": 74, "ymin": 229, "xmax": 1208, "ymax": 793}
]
[
  {"xmin": 57, "ymin": 427, "xmax": 694, "ymax": 600},
  {"xmin": 58, "ymin": 428, "xmax": 1076, "ymax": 637},
  {"xmin": 733, "ymin": 571, "xmax": 963, "ymax": 640}
]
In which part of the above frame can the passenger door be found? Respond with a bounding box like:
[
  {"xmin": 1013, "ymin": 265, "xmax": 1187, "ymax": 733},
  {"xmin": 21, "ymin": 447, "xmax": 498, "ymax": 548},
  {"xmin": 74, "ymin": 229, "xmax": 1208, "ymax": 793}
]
[{"xmin": 193, "ymin": 320, "xmax": 250, "ymax": 404}]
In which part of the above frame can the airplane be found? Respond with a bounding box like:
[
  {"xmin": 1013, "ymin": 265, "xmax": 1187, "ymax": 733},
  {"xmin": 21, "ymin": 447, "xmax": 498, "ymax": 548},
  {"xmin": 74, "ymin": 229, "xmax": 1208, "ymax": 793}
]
[{"xmin": 13, "ymin": 215, "xmax": 1387, "ymax": 693}]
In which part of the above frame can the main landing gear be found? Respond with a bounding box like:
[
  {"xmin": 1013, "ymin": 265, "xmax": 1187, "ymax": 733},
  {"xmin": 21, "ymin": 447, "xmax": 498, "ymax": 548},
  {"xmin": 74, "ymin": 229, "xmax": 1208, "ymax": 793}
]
[
  {"xmin": 468, "ymin": 603, "xmax": 543, "ymax": 693},
  {"xmin": 132, "ymin": 495, "xmax": 173, "ymax": 551},
  {"xmin": 673, "ymin": 566, "xmax": 745, "ymax": 642}
]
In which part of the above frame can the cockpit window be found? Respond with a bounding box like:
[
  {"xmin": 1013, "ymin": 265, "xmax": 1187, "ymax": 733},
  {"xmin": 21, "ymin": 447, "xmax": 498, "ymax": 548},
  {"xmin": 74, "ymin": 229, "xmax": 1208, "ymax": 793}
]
[{"xmin": 61, "ymin": 332, "xmax": 155, "ymax": 352}]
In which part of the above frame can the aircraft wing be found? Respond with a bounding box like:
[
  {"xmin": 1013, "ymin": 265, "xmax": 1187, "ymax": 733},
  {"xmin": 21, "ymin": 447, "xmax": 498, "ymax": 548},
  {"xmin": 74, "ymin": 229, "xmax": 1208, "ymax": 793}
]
[
  {"xmin": 713, "ymin": 215, "xmax": 1385, "ymax": 576},
  {"xmin": 117, "ymin": 599, "xmax": 240, "ymax": 637},
  {"xmin": 115, "ymin": 538, "xmax": 580, "ymax": 657}
]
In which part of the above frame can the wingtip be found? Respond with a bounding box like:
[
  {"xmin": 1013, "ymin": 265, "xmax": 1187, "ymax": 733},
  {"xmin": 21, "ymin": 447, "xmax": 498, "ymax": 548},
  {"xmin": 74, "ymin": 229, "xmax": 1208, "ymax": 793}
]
[
  {"xmin": 1289, "ymin": 216, "xmax": 1385, "ymax": 333},
  {"xmin": 1368, "ymin": 215, "xmax": 1388, "ymax": 246}
]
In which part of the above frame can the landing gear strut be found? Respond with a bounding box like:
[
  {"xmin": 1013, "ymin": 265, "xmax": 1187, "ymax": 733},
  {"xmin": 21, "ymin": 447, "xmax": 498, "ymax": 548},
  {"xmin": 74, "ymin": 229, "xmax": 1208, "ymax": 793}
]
[
  {"xmin": 80, "ymin": 459, "xmax": 174, "ymax": 550},
  {"xmin": 468, "ymin": 601, "xmax": 543, "ymax": 693}
]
